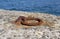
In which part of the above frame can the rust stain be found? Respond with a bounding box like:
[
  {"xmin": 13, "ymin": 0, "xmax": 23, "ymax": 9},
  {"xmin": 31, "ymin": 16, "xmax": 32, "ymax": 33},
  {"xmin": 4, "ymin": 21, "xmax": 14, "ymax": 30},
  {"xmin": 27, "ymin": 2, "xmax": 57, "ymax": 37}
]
[{"xmin": 11, "ymin": 16, "xmax": 54, "ymax": 28}]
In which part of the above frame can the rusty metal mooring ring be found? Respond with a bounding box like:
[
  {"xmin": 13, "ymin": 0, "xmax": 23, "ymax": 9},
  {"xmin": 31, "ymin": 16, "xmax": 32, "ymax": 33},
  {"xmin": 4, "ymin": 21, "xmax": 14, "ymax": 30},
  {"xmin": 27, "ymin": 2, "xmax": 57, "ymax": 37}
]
[{"xmin": 14, "ymin": 16, "xmax": 43, "ymax": 26}]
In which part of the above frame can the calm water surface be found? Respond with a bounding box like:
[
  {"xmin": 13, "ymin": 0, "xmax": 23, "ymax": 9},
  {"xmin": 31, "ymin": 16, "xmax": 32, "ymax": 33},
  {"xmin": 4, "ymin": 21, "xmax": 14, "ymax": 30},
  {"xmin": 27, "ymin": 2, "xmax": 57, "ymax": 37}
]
[{"xmin": 0, "ymin": 0, "xmax": 60, "ymax": 16}]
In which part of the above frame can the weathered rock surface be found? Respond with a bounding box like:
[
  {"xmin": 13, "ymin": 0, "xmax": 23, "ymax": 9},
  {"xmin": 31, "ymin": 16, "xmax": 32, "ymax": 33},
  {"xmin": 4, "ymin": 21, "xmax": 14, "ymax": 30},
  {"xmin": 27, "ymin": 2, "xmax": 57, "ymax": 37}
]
[{"xmin": 0, "ymin": 10, "xmax": 60, "ymax": 39}]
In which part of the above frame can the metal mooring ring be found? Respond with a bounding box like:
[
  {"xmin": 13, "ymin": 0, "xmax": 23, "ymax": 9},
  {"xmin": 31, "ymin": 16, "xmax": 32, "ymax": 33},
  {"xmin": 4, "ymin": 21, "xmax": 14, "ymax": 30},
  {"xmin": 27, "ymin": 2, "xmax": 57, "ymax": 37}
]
[{"xmin": 14, "ymin": 16, "xmax": 43, "ymax": 26}]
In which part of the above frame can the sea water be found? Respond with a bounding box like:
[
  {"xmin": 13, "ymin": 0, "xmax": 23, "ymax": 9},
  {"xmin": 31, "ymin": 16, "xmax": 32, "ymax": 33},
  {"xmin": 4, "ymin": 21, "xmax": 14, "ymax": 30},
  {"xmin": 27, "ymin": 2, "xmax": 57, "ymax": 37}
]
[{"xmin": 0, "ymin": 0, "xmax": 60, "ymax": 16}]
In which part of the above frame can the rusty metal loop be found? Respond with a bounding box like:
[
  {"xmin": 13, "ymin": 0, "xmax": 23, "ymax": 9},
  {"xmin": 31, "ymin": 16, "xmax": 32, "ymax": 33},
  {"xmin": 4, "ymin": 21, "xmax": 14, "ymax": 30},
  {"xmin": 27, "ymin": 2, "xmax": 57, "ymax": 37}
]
[{"xmin": 14, "ymin": 16, "xmax": 43, "ymax": 26}]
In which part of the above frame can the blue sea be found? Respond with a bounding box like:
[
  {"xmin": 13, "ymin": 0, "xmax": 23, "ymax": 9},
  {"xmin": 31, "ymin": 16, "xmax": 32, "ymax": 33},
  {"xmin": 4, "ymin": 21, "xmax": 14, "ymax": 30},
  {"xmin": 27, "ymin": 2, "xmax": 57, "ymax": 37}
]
[{"xmin": 0, "ymin": 0, "xmax": 60, "ymax": 16}]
